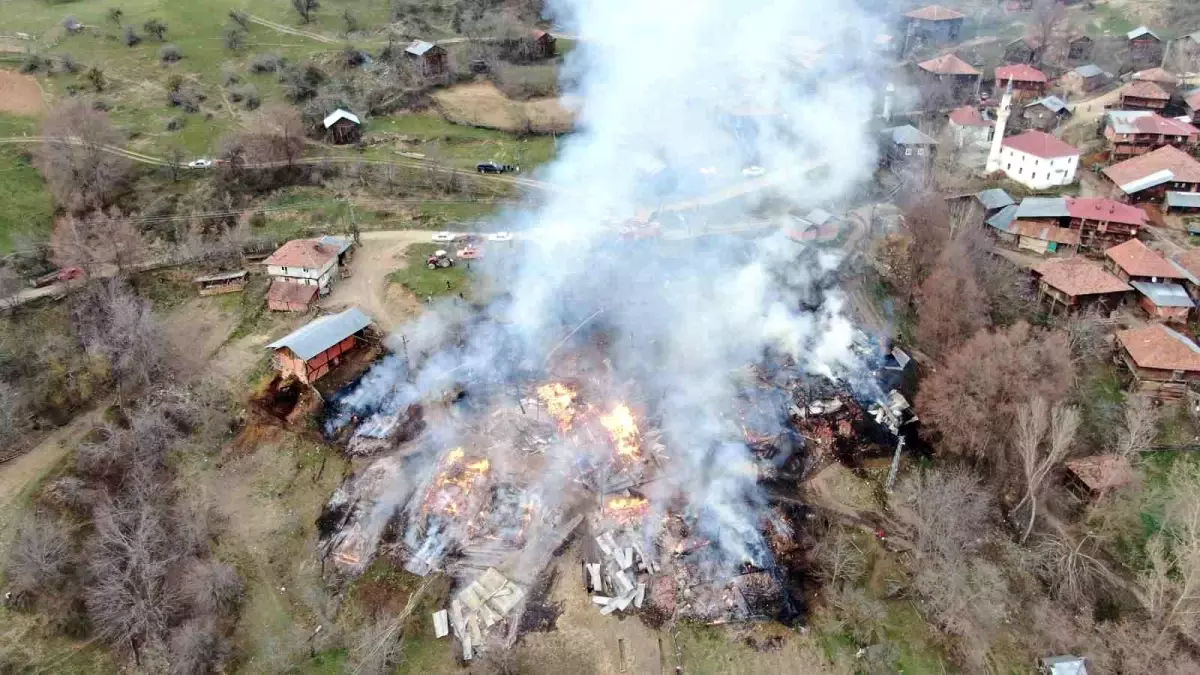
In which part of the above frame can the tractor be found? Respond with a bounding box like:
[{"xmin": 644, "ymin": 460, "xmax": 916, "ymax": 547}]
[{"xmin": 427, "ymin": 250, "xmax": 455, "ymax": 270}]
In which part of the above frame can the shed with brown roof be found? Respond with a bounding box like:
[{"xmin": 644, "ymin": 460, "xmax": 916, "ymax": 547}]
[
  {"xmin": 1116, "ymin": 323, "xmax": 1200, "ymax": 398},
  {"xmin": 267, "ymin": 280, "xmax": 319, "ymax": 312},
  {"xmin": 917, "ymin": 53, "xmax": 981, "ymax": 102},
  {"xmin": 1034, "ymin": 257, "xmax": 1131, "ymax": 313},
  {"xmin": 1065, "ymin": 455, "xmax": 1134, "ymax": 495},
  {"xmin": 1119, "ymin": 80, "xmax": 1171, "ymax": 111},
  {"xmin": 903, "ymin": 6, "xmax": 965, "ymax": 54}
]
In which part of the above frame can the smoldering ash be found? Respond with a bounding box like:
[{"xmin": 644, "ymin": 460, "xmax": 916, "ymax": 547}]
[{"xmin": 328, "ymin": 0, "xmax": 882, "ymax": 576}]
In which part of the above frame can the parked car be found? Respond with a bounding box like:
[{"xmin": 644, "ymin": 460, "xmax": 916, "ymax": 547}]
[
  {"xmin": 487, "ymin": 231, "xmax": 514, "ymax": 242},
  {"xmin": 187, "ymin": 158, "xmax": 214, "ymax": 169},
  {"xmin": 432, "ymin": 231, "xmax": 459, "ymax": 243},
  {"xmin": 477, "ymin": 162, "xmax": 519, "ymax": 174}
]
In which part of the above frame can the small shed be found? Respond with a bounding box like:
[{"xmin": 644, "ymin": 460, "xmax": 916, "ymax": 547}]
[
  {"xmin": 1065, "ymin": 455, "xmax": 1134, "ymax": 497},
  {"xmin": 267, "ymin": 307, "xmax": 373, "ymax": 384},
  {"xmin": 193, "ymin": 270, "xmax": 248, "ymax": 296},
  {"xmin": 1033, "ymin": 257, "xmax": 1131, "ymax": 314},
  {"xmin": 1023, "ymin": 96, "xmax": 1071, "ymax": 131},
  {"xmin": 532, "ymin": 30, "xmax": 556, "ymax": 59},
  {"xmin": 1127, "ymin": 26, "xmax": 1165, "ymax": 68},
  {"xmin": 1038, "ymin": 654, "xmax": 1088, "ymax": 675},
  {"xmin": 322, "ymin": 109, "xmax": 361, "ymax": 144},
  {"xmin": 1166, "ymin": 191, "xmax": 1200, "ymax": 214},
  {"xmin": 267, "ymin": 280, "xmax": 319, "ymax": 313},
  {"xmin": 1132, "ymin": 281, "xmax": 1194, "ymax": 322},
  {"xmin": 405, "ymin": 40, "xmax": 448, "ymax": 77},
  {"xmin": 1059, "ymin": 65, "xmax": 1107, "ymax": 96},
  {"xmin": 1068, "ymin": 35, "xmax": 1093, "ymax": 62}
]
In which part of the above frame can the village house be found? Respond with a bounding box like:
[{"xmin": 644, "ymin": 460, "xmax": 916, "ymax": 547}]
[
  {"xmin": 985, "ymin": 199, "xmax": 1079, "ymax": 256},
  {"xmin": 947, "ymin": 187, "xmax": 1014, "ymax": 229},
  {"xmin": 947, "ymin": 106, "xmax": 993, "ymax": 147},
  {"xmin": 532, "ymin": 30, "xmax": 556, "ymax": 59},
  {"xmin": 879, "ymin": 124, "xmax": 938, "ymax": 171},
  {"xmin": 995, "ymin": 64, "xmax": 1047, "ymax": 101},
  {"xmin": 902, "ymin": 5, "xmax": 965, "ymax": 55},
  {"xmin": 1171, "ymin": 249, "xmax": 1200, "ymax": 302},
  {"xmin": 1169, "ymin": 31, "xmax": 1200, "ymax": 73},
  {"xmin": 1064, "ymin": 197, "xmax": 1147, "ymax": 250},
  {"xmin": 1068, "ymin": 35, "xmax": 1093, "ymax": 62},
  {"xmin": 1103, "ymin": 111, "xmax": 1199, "ymax": 159},
  {"xmin": 322, "ymin": 109, "xmax": 361, "ymax": 144},
  {"xmin": 1104, "ymin": 238, "xmax": 1187, "ymax": 286},
  {"xmin": 1133, "ymin": 67, "xmax": 1180, "ymax": 94},
  {"xmin": 1116, "ymin": 323, "xmax": 1200, "ymax": 400},
  {"xmin": 992, "ymin": 130, "xmax": 1079, "ymax": 190},
  {"xmin": 1102, "ymin": 145, "xmax": 1200, "ymax": 202},
  {"xmin": 1004, "ymin": 36, "xmax": 1042, "ymax": 65},
  {"xmin": 263, "ymin": 236, "xmax": 353, "ymax": 312},
  {"xmin": 1032, "ymin": 257, "xmax": 1131, "ymax": 314},
  {"xmin": 1127, "ymin": 26, "xmax": 1165, "ymax": 70},
  {"xmin": 405, "ymin": 40, "xmax": 448, "ymax": 77},
  {"xmin": 1118, "ymin": 80, "xmax": 1171, "ymax": 112},
  {"xmin": 1131, "ymin": 280, "xmax": 1194, "ymax": 322},
  {"xmin": 1022, "ymin": 96, "xmax": 1072, "ymax": 131},
  {"xmin": 916, "ymin": 53, "xmax": 981, "ymax": 105},
  {"xmin": 267, "ymin": 307, "xmax": 374, "ymax": 385},
  {"xmin": 1058, "ymin": 64, "xmax": 1108, "ymax": 97}
]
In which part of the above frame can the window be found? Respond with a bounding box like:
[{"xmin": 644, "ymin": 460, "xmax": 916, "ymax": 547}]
[
  {"xmin": 1174, "ymin": 370, "xmax": 1185, "ymax": 381},
  {"xmin": 905, "ymin": 147, "xmax": 912, "ymax": 156},
  {"xmin": 917, "ymin": 147, "xmax": 925, "ymax": 156},
  {"xmin": 1007, "ymin": 163, "xmax": 1012, "ymax": 171}
]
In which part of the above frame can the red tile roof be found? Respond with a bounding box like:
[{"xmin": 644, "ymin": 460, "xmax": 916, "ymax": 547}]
[
  {"xmin": 1134, "ymin": 67, "xmax": 1177, "ymax": 85},
  {"xmin": 995, "ymin": 63, "xmax": 1047, "ymax": 83},
  {"xmin": 918, "ymin": 53, "xmax": 980, "ymax": 76},
  {"xmin": 1066, "ymin": 455, "xmax": 1134, "ymax": 492},
  {"xmin": 948, "ymin": 106, "xmax": 992, "ymax": 127},
  {"xmin": 1125, "ymin": 113, "xmax": 1199, "ymax": 136},
  {"xmin": 1035, "ymin": 257, "xmax": 1132, "ymax": 296},
  {"xmin": 905, "ymin": 5, "xmax": 966, "ymax": 21},
  {"xmin": 1105, "ymin": 239, "xmax": 1186, "ymax": 279},
  {"xmin": 1117, "ymin": 323, "xmax": 1200, "ymax": 372},
  {"xmin": 1001, "ymin": 130, "xmax": 1079, "ymax": 159},
  {"xmin": 1065, "ymin": 197, "xmax": 1148, "ymax": 227},
  {"xmin": 264, "ymin": 239, "xmax": 340, "ymax": 269},
  {"xmin": 1122, "ymin": 80, "xmax": 1171, "ymax": 101},
  {"xmin": 267, "ymin": 280, "xmax": 318, "ymax": 305},
  {"xmin": 1103, "ymin": 145, "xmax": 1200, "ymax": 189}
]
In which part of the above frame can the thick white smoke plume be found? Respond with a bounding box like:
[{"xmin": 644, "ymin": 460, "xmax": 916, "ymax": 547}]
[{"xmin": 330, "ymin": 0, "xmax": 883, "ymax": 573}]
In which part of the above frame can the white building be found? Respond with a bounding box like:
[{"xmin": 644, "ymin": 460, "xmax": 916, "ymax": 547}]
[
  {"xmin": 947, "ymin": 106, "xmax": 993, "ymax": 148},
  {"xmin": 263, "ymin": 236, "xmax": 350, "ymax": 296},
  {"xmin": 994, "ymin": 130, "xmax": 1080, "ymax": 189}
]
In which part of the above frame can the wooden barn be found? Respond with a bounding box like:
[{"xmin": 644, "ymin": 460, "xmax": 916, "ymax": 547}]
[
  {"xmin": 902, "ymin": 5, "xmax": 965, "ymax": 55},
  {"xmin": 193, "ymin": 270, "xmax": 247, "ymax": 296},
  {"xmin": 1118, "ymin": 80, "xmax": 1170, "ymax": 112},
  {"xmin": 1033, "ymin": 257, "xmax": 1131, "ymax": 314},
  {"xmin": 1127, "ymin": 26, "xmax": 1165, "ymax": 70},
  {"xmin": 322, "ymin": 109, "xmax": 361, "ymax": 144},
  {"xmin": 267, "ymin": 307, "xmax": 374, "ymax": 385},
  {"xmin": 1116, "ymin": 323, "xmax": 1200, "ymax": 400},
  {"xmin": 532, "ymin": 30, "xmax": 556, "ymax": 59},
  {"xmin": 405, "ymin": 40, "xmax": 448, "ymax": 77}
]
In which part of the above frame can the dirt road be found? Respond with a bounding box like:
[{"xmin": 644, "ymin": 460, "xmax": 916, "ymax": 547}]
[{"xmin": 320, "ymin": 230, "xmax": 432, "ymax": 330}]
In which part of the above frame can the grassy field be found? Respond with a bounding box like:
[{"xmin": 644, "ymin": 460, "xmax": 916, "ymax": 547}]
[
  {"xmin": 0, "ymin": 113, "xmax": 55, "ymax": 253},
  {"xmin": 388, "ymin": 242, "xmax": 471, "ymax": 298},
  {"xmin": 366, "ymin": 111, "xmax": 558, "ymax": 170}
]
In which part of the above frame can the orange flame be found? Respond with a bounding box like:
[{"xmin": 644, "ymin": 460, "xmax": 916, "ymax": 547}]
[
  {"xmin": 604, "ymin": 496, "xmax": 650, "ymax": 523},
  {"xmin": 537, "ymin": 382, "xmax": 578, "ymax": 430},
  {"xmin": 600, "ymin": 403, "xmax": 641, "ymax": 459},
  {"xmin": 425, "ymin": 448, "xmax": 490, "ymax": 516}
]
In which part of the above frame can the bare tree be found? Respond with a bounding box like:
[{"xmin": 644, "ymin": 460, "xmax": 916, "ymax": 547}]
[
  {"xmin": 915, "ymin": 243, "xmax": 988, "ymax": 357},
  {"xmin": 169, "ymin": 616, "xmax": 230, "ymax": 675},
  {"xmin": 349, "ymin": 618, "xmax": 405, "ymax": 675},
  {"xmin": 917, "ymin": 322, "xmax": 1074, "ymax": 464},
  {"xmin": 814, "ymin": 526, "xmax": 868, "ymax": 588},
  {"xmin": 897, "ymin": 467, "xmax": 992, "ymax": 565},
  {"xmin": 1034, "ymin": 533, "xmax": 1106, "ymax": 604},
  {"xmin": 5, "ymin": 515, "xmax": 73, "ymax": 602},
  {"xmin": 70, "ymin": 280, "xmax": 166, "ymax": 404},
  {"xmin": 1013, "ymin": 398, "xmax": 1078, "ymax": 542},
  {"xmin": 1028, "ymin": 0, "xmax": 1066, "ymax": 67},
  {"xmin": 292, "ymin": 0, "xmax": 321, "ymax": 24},
  {"xmin": 1114, "ymin": 395, "xmax": 1158, "ymax": 460},
  {"xmin": 180, "ymin": 559, "xmax": 243, "ymax": 616},
  {"xmin": 52, "ymin": 208, "xmax": 148, "ymax": 275},
  {"xmin": 38, "ymin": 100, "xmax": 130, "ymax": 213},
  {"xmin": 1140, "ymin": 465, "xmax": 1200, "ymax": 649}
]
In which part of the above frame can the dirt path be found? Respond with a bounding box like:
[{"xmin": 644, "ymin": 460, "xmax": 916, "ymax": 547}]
[
  {"xmin": 321, "ymin": 230, "xmax": 431, "ymax": 330},
  {"xmin": 246, "ymin": 15, "xmax": 338, "ymax": 44}
]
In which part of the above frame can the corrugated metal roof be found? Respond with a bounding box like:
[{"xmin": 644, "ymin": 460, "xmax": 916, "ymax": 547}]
[
  {"xmin": 1131, "ymin": 281, "xmax": 1195, "ymax": 308},
  {"xmin": 317, "ymin": 235, "xmax": 353, "ymax": 255},
  {"xmin": 1120, "ymin": 169, "xmax": 1174, "ymax": 194},
  {"xmin": 267, "ymin": 307, "xmax": 372, "ymax": 360},
  {"xmin": 1025, "ymin": 95, "xmax": 1070, "ymax": 114},
  {"xmin": 1127, "ymin": 26, "xmax": 1160, "ymax": 41},
  {"xmin": 1167, "ymin": 191, "xmax": 1200, "ymax": 208},
  {"xmin": 193, "ymin": 270, "xmax": 247, "ymax": 283},
  {"xmin": 1016, "ymin": 196, "xmax": 1069, "ymax": 219},
  {"xmin": 882, "ymin": 125, "xmax": 937, "ymax": 145},
  {"xmin": 1074, "ymin": 64, "xmax": 1103, "ymax": 78},
  {"xmin": 805, "ymin": 208, "xmax": 834, "ymax": 225},
  {"xmin": 322, "ymin": 109, "xmax": 360, "ymax": 129},
  {"xmin": 986, "ymin": 204, "xmax": 1017, "ymax": 231},
  {"xmin": 405, "ymin": 40, "xmax": 438, "ymax": 56},
  {"xmin": 976, "ymin": 188, "xmax": 1014, "ymax": 210}
]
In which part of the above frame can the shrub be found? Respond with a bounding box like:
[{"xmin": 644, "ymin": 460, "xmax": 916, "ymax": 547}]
[
  {"xmin": 229, "ymin": 10, "xmax": 249, "ymax": 29},
  {"xmin": 58, "ymin": 53, "xmax": 79, "ymax": 73},
  {"xmin": 223, "ymin": 26, "xmax": 246, "ymax": 52},
  {"xmin": 165, "ymin": 116, "xmax": 187, "ymax": 131},
  {"xmin": 62, "ymin": 16, "xmax": 83, "ymax": 34},
  {"xmin": 249, "ymin": 211, "xmax": 267, "ymax": 228},
  {"xmin": 279, "ymin": 62, "xmax": 326, "ymax": 102},
  {"xmin": 342, "ymin": 45, "xmax": 367, "ymax": 68},
  {"xmin": 248, "ymin": 52, "xmax": 284, "ymax": 74},
  {"xmin": 493, "ymin": 64, "xmax": 559, "ymax": 100},
  {"xmin": 168, "ymin": 87, "xmax": 204, "ymax": 113},
  {"xmin": 143, "ymin": 18, "xmax": 168, "ymax": 41},
  {"xmin": 19, "ymin": 53, "xmax": 49, "ymax": 74},
  {"xmin": 122, "ymin": 26, "xmax": 141, "ymax": 47},
  {"xmin": 85, "ymin": 66, "xmax": 105, "ymax": 92},
  {"xmin": 160, "ymin": 44, "xmax": 182, "ymax": 63},
  {"xmin": 228, "ymin": 83, "xmax": 260, "ymax": 110}
]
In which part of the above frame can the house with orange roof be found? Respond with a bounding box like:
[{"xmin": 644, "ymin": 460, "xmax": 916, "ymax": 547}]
[
  {"xmin": 1118, "ymin": 79, "xmax": 1171, "ymax": 112},
  {"xmin": 994, "ymin": 63, "xmax": 1047, "ymax": 100},
  {"xmin": 916, "ymin": 53, "xmax": 981, "ymax": 103},
  {"xmin": 1102, "ymin": 145, "xmax": 1200, "ymax": 203},
  {"xmin": 1104, "ymin": 238, "xmax": 1187, "ymax": 285},
  {"xmin": 1033, "ymin": 257, "xmax": 1131, "ymax": 314},
  {"xmin": 1116, "ymin": 323, "xmax": 1200, "ymax": 399}
]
